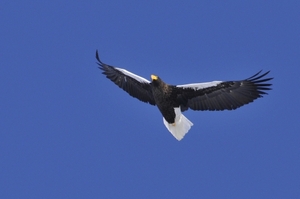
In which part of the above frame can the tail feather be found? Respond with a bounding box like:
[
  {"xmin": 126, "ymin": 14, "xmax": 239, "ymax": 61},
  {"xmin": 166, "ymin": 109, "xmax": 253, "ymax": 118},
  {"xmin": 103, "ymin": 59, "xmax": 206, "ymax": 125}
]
[{"xmin": 163, "ymin": 108, "xmax": 193, "ymax": 141}]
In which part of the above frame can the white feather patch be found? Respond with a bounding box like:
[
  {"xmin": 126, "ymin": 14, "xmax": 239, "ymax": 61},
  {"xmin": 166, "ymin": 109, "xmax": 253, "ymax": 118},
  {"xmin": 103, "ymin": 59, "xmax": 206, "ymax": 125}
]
[
  {"xmin": 115, "ymin": 67, "xmax": 150, "ymax": 83},
  {"xmin": 163, "ymin": 107, "xmax": 193, "ymax": 141},
  {"xmin": 177, "ymin": 81, "xmax": 223, "ymax": 90}
]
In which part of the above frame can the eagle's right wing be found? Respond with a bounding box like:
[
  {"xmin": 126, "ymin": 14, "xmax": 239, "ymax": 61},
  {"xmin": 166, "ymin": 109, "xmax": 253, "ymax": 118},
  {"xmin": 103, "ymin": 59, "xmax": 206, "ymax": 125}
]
[{"xmin": 96, "ymin": 51, "xmax": 156, "ymax": 105}]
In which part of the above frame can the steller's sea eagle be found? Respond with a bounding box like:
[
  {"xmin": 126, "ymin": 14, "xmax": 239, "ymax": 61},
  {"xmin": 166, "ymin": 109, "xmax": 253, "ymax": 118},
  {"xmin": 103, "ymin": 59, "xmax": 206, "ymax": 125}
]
[{"xmin": 96, "ymin": 50, "xmax": 273, "ymax": 141}]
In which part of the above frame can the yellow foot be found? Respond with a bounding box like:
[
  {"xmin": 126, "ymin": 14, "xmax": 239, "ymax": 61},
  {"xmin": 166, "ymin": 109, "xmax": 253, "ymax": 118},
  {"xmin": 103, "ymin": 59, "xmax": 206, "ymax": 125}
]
[{"xmin": 172, "ymin": 123, "xmax": 176, "ymax": 126}]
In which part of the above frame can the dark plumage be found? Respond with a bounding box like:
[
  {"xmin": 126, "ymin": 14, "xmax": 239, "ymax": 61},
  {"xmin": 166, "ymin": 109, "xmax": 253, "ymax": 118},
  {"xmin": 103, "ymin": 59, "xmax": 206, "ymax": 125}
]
[{"xmin": 96, "ymin": 50, "xmax": 273, "ymax": 140}]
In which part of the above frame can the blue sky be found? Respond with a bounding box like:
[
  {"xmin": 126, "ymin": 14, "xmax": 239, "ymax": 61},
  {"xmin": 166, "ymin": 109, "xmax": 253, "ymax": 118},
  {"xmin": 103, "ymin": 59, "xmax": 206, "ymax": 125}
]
[{"xmin": 1, "ymin": 1, "xmax": 299, "ymax": 198}]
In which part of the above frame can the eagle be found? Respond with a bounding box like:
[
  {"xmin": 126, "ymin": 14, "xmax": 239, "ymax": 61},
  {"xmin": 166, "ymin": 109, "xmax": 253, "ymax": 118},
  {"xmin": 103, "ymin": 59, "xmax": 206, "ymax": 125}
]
[{"xmin": 96, "ymin": 50, "xmax": 273, "ymax": 141}]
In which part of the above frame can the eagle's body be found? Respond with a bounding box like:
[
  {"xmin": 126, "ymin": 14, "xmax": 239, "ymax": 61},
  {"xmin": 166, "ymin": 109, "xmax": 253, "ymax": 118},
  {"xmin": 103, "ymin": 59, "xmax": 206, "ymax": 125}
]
[
  {"xmin": 151, "ymin": 77, "xmax": 178, "ymax": 123},
  {"xmin": 96, "ymin": 51, "xmax": 273, "ymax": 140}
]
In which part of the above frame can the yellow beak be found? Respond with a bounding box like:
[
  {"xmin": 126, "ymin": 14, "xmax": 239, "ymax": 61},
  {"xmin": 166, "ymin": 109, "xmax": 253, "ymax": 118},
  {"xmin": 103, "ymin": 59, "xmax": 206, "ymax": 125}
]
[{"xmin": 151, "ymin": 75, "xmax": 158, "ymax": 80}]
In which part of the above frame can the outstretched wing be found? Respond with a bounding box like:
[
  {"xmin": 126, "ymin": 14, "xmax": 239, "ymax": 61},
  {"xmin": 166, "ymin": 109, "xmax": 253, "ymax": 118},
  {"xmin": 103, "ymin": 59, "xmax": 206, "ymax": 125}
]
[
  {"xmin": 177, "ymin": 71, "xmax": 273, "ymax": 111},
  {"xmin": 96, "ymin": 50, "xmax": 156, "ymax": 105}
]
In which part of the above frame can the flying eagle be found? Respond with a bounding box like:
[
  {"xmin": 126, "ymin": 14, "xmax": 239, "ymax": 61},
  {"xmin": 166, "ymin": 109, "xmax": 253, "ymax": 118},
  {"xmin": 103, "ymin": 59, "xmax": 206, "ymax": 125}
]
[{"xmin": 96, "ymin": 51, "xmax": 273, "ymax": 141}]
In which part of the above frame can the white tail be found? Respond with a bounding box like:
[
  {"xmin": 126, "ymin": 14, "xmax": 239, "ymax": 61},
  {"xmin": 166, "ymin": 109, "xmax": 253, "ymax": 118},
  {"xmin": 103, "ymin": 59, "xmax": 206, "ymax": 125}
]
[{"xmin": 163, "ymin": 107, "xmax": 193, "ymax": 141}]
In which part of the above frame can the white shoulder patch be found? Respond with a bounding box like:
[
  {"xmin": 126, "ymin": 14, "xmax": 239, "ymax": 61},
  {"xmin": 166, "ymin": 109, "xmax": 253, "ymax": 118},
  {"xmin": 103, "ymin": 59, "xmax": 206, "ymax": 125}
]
[
  {"xmin": 115, "ymin": 67, "xmax": 150, "ymax": 83},
  {"xmin": 177, "ymin": 81, "xmax": 223, "ymax": 90}
]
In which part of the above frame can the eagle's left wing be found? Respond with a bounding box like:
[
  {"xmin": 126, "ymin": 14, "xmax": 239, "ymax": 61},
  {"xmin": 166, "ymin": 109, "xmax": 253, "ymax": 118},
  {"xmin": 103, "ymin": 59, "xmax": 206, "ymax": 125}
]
[{"xmin": 177, "ymin": 71, "xmax": 273, "ymax": 111}]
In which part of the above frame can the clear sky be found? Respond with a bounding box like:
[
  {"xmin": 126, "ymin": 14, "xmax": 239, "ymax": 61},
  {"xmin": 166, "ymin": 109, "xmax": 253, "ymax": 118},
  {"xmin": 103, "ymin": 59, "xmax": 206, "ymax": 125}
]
[{"xmin": 1, "ymin": 1, "xmax": 299, "ymax": 198}]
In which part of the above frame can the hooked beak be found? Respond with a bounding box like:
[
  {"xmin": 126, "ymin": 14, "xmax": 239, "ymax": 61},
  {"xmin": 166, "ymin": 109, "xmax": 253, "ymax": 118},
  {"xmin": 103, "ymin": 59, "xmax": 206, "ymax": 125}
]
[{"xmin": 151, "ymin": 75, "xmax": 158, "ymax": 80}]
